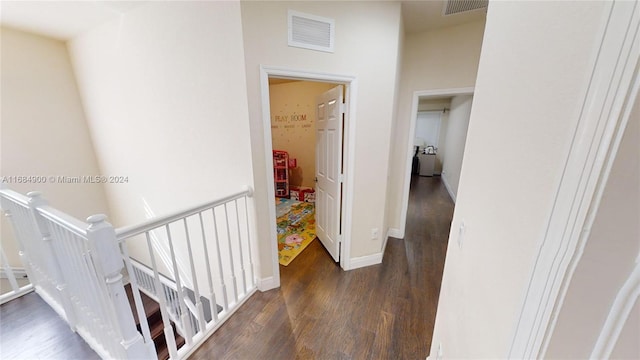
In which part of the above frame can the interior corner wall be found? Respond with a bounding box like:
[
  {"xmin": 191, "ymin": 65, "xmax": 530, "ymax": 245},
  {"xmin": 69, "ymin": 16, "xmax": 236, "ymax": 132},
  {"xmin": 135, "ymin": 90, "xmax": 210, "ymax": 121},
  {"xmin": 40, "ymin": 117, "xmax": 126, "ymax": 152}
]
[
  {"xmin": 429, "ymin": 1, "xmax": 607, "ymax": 357},
  {"xmin": 241, "ymin": 1, "xmax": 402, "ymax": 266},
  {"xmin": 269, "ymin": 81, "xmax": 334, "ymax": 188},
  {"xmin": 384, "ymin": 10, "xmax": 405, "ymax": 243},
  {"xmin": 0, "ymin": 27, "xmax": 109, "ymax": 267},
  {"xmin": 441, "ymin": 95, "xmax": 473, "ymax": 200},
  {"xmin": 544, "ymin": 94, "xmax": 639, "ymax": 359},
  {"xmin": 67, "ymin": 2, "xmax": 254, "ymax": 270},
  {"xmin": 386, "ymin": 19, "xmax": 486, "ymax": 232}
]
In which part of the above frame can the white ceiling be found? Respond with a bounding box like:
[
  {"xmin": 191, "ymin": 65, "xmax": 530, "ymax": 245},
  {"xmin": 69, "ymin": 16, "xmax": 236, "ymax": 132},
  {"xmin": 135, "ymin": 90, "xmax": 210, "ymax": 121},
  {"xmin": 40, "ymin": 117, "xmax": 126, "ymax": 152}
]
[{"xmin": 0, "ymin": 1, "xmax": 485, "ymax": 41}]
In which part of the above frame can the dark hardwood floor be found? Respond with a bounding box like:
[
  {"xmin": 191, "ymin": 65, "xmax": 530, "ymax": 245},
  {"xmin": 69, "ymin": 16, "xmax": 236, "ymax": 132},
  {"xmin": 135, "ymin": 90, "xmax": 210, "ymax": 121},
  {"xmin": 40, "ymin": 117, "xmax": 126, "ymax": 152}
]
[
  {"xmin": 0, "ymin": 291, "xmax": 100, "ymax": 360},
  {"xmin": 191, "ymin": 175, "xmax": 454, "ymax": 360}
]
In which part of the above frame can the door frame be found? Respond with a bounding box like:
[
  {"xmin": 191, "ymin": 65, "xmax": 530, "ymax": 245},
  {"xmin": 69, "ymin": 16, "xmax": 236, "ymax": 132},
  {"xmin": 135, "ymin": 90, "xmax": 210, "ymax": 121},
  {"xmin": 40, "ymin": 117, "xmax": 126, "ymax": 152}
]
[
  {"xmin": 259, "ymin": 65, "xmax": 357, "ymax": 281},
  {"xmin": 397, "ymin": 87, "xmax": 474, "ymax": 238}
]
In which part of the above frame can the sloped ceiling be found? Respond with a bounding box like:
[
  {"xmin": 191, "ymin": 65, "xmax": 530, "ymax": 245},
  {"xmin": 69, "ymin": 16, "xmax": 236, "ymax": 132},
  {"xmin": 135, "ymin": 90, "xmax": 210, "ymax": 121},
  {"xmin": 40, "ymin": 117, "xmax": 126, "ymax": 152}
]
[
  {"xmin": 0, "ymin": 1, "xmax": 144, "ymax": 41},
  {"xmin": 0, "ymin": 1, "xmax": 485, "ymax": 41}
]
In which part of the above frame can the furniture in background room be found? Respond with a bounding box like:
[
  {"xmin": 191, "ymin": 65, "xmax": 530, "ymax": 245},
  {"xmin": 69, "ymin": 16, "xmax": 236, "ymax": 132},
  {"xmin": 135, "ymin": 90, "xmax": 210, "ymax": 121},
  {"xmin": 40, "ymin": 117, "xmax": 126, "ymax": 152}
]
[
  {"xmin": 418, "ymin": 153, "xmax": 436, "ymax": 177},
  {"xmin": 290, "ymin": 186, "xmax": 315, "ymax": 203},
  {"xmin": 273, "ymin": 150, "xmax": 290, "ymax": 198}
]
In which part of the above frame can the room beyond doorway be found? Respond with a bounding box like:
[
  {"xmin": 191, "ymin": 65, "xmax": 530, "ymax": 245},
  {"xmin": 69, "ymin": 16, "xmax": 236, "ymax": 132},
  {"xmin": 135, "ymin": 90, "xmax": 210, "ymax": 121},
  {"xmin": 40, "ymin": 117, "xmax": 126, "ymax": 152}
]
[
  {"xmin": 258, "ymin": 66, "xmax": 358, "ymax": 287},
  {"xmin": 398, "ymin": 87, "xmax": 474, "ymax": 239},
  {"xmin": 268, "ymin": 79, "xmax": 336, "ymax": 266}
]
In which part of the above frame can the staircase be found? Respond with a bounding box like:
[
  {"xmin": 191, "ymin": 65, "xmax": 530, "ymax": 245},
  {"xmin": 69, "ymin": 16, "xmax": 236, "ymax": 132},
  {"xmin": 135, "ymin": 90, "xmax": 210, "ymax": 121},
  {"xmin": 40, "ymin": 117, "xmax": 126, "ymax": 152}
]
[
  {"xmin": 1, "ymin": 186, "xmax": 257, "ymax": 360},
  {"xmin": 125, "ymin": 284, "xmax": 185, "ymax": 360}
]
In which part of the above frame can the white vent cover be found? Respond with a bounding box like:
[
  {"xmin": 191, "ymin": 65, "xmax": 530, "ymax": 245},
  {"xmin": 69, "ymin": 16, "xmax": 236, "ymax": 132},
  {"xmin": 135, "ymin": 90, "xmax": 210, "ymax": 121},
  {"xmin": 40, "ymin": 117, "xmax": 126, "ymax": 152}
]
[
  {"xmin": 288, "ymin": 10, "xmax": 335, "ymax": 53},
  {"xmin": 443, "ymin": 0, "xmax": 488, "ymax": 16}
]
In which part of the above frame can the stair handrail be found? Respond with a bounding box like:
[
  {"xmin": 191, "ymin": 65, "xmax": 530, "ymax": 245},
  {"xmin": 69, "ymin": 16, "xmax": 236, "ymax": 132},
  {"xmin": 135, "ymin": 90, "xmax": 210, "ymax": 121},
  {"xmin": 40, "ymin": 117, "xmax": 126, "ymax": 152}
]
[
  {"xmin": 115, "ymin": 186, "xmax": 253, "ymax": 241},
  {"xmin": 0, "ymin": 188, "xmax": 155, "ymax": 359},
  {"xmin": 2, "ymin": 185, "xmax": 258, "ymax": 360}
]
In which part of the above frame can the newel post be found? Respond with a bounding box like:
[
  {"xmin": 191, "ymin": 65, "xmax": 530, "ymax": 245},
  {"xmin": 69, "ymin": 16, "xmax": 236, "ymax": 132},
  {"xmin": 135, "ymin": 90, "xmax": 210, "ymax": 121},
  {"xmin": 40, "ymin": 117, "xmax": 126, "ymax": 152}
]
[
  {"xmin": 27, "ymin": 191, "xmax": 77, "ymax": 330},
  {"xmin": 86, "ymin": 214, "xmax": 153, "ymax": 360}
]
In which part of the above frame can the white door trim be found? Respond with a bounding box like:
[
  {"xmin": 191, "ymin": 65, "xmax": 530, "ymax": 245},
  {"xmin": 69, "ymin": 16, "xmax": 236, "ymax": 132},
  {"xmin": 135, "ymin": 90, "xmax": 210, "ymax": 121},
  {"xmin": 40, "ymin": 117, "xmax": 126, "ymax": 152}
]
[
  {"xmin": 397, "ymin": 87, "xmax": 474, "ymax": 238},
  {"xmin": 259, "ymin": 65, "xmax": 358, "ymax": 282},
  {"xmin": 508, "ymin": 1, "xmax": 640, "ymax": 357}
]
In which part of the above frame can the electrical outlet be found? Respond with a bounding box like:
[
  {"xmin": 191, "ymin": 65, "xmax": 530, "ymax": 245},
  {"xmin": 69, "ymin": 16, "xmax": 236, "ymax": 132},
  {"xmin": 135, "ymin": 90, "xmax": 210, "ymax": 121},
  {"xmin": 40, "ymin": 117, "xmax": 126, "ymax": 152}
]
[
  {"xmin": 458, "ymin": 221, "xmax": 466, "ymax": 248},
  {"xmin": 371, "ymin": 228, "xmax": 379, "ymax": 240}
]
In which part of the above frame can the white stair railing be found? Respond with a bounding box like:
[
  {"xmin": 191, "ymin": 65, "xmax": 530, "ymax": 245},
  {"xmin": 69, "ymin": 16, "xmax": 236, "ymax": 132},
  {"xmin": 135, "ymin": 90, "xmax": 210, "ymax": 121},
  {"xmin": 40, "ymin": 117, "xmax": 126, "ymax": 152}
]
[
  {"xmin": 1, "ymin": 186, "xmax": 258, "ymax": 360},
  {"xmin": 127, "ymin": 258, "xmax": 198, "ymax": 337},
  {"xmin": 0, "ymin": 243, "xmax": 34, "ymax": 304},
  {"xmin": 0, "ymin": 189, "xmax": 154, "ymax": 360},
  {"xmin": 116, "ymin": 186, "xmax": 257, "ymax": 360}
]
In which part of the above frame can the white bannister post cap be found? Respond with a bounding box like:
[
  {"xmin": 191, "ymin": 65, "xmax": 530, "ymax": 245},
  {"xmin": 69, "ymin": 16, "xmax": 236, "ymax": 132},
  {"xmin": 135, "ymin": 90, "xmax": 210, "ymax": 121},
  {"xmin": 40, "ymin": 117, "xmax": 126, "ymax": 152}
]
[
  {"xmin": 243, "ymin": 185, "xmax": 254, "ymax": 197},
  {"xmin": 26, "ymin": 191, "xmax": 42, "ymax": 199},
  {"xmin": 86, "ymin": 214, "xmax": 108, "ymax": 226}
]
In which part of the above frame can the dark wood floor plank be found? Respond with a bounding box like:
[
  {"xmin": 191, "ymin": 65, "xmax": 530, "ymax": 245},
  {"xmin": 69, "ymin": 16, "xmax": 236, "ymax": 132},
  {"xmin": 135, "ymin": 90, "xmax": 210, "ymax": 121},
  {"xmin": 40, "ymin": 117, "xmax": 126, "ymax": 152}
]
[
  {"xmin": 191, "ymin": 175, "xmax": 453, "ymax": 359},
  {"xmin": 0, "ymin": 291, "xmax": 100, "ymax": 360}
]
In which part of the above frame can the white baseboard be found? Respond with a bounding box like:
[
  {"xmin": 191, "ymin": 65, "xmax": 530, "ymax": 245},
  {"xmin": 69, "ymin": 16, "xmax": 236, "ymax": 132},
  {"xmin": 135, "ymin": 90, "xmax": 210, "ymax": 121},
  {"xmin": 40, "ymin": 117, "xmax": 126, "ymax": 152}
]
[
  {"xmin": 387, "ymin": 228, "xmax": 403, "ymax": 239},
  {"xmin": 348, "ymin": 252, "xmax": 383, "ymax": 270},
  {"xmin": 257, "ymin": 276, "xmax": 279, "ymax": 291},
  {"xmin": 441, "ymin": 174, "xmax": 456, "ymax": 203}
]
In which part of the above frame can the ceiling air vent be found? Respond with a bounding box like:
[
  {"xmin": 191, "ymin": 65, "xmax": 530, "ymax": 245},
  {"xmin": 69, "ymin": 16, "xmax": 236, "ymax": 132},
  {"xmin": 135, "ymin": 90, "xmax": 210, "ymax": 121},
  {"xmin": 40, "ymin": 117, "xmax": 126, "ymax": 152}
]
[
  {"xmin": 443, "ymin": 0, "xmax": 488, "ymax": 16},
  {"xmin": 288, "ymin": 10, "xmax": 335, "ymax": 53}
]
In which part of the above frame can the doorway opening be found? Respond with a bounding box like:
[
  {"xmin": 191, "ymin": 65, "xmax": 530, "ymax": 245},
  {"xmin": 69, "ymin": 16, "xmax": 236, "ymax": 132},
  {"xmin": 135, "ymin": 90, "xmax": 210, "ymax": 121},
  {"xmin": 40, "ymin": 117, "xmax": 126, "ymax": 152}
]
[
  {"xmin": 399, "ymin": 87, "xmax": 474, "ymax": 238},
  {"xmin": 259, "ymin": 66, "xmax": 357, "ymax": 287},
  {"xmin": 269, "ymin": 78, "xmax": 338, "ymax": 267}
]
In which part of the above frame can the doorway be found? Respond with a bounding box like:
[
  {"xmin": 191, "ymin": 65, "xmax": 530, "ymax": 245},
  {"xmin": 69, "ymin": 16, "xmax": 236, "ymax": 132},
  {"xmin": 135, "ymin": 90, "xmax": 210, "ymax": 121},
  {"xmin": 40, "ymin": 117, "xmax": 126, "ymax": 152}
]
[
  {"xmin": 259, "ymin": 66, "xmax": 357, "ymax": 286},
  {"xmin": 398, "ymin": 87, "xmax": 474, "ymax": 238},
  {"xmin": 268, "ymin": 79, "xmax": 338, "ymax": 267}
]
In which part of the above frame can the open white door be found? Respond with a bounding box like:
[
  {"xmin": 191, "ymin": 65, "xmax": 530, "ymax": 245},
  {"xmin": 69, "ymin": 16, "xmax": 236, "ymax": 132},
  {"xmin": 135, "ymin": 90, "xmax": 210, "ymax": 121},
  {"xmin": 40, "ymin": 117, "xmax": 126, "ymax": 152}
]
[{"xmin": 315, "ymin": 85, "xmax": 344, "ymax": 262}]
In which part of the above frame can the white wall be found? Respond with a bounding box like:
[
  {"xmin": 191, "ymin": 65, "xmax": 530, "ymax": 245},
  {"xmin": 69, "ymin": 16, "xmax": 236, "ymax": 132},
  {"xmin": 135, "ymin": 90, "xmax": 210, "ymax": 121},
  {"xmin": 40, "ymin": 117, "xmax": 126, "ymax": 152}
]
[
  {"xmin": 0, "ymin": 27, "xmax": 109, "ymax": 266},
  {"xmin": 429, "ymin": 1, "xmax": 607, "ymax": 357},
  {"xmin": 545, "ymin": 94, "xmax": 639, "ymax": 359},
  {"xmin": 415, "ymin": 112, "xmax": 441, "ymax": 150},
  {"xmin": 387, "ymin": 19, "xmax": 485, "ymax": 232},
  {"xmin": 240, "ymin": 1, "xmax": 403, "ymax": 272},
  {"xmin": 441, "ymin": 95, "xmax": 473, "ymax": 201},
  {"xmin": 67, "ymin": 2, "xmax": 255, "ymax": 278},
  {"xmin": 269, "ymin": 81, "xmax": 334, "ymax": 188}
]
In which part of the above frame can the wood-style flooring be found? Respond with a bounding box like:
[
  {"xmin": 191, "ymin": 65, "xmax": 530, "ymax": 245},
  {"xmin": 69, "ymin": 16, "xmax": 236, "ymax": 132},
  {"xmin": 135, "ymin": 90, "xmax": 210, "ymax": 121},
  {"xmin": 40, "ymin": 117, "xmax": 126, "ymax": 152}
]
[
  {"xmin": 0, "ymin": 291, "xmax": 100, "ymax": 360},
  {"xmin": 191, "ymin": 175, "xmax": 453, "ymax": 359}
]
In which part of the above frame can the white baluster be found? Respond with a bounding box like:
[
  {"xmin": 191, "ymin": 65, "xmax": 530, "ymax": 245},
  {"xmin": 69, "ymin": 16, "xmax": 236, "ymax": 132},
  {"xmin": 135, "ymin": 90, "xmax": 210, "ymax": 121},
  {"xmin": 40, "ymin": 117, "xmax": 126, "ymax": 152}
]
[
  {"xmin": 145, "ymin": 231, "xmax": 178, "ymax": 360},
  {"xmin": 86, "ymin": 214, "xmax": 151, "ymax": 360},
  {"xmin": 165, "ymin": 224, "xmax": 193, "ymax": 344},
  {"xmin": 223, "ymin": 204, "xmax": 238, "ymax": 304},
  {"xmin": 198, "ymin": 212, "xmax": 218, "ymax": 322},
  {"xmin": 27, "ymin": 192, "xmax": 77, "ymax": 331},
  {"xmin": 183, "ymin": 218, "xmax": 206, "ymax": 332},
  {"xmin": 0, "ymin": 243, "xmax": 19, "ymax": 291},
  {"xmin": 120, "ymin": 242, "xmax": 156, "ymax": 358},
  {"xmin": 49, "ymin": 225, "xmax": 84, "ymax": 329},
  {"xmin": 243, "ymin": 196, "xmax": 255, "ymax": 287},
  {"xmin": 9, "ymin": 206, "xmax": 40, "ymax": 290},
  {"xmin": 233, "ymin": 200, "xmax": 247, "ymax": 294},
  {"xmin": 3, "ymin": 210, "xmax": 36, "ymax": 290},
  {"xmin": 211, "ymin": 209, "xmax": 228, "ymax": 311}
]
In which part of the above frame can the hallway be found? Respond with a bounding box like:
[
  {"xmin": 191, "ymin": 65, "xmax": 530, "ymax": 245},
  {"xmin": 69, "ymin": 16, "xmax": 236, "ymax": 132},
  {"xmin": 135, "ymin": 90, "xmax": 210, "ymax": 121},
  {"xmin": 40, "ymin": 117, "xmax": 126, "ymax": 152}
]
[{"xmin": 191, "ymin": 175, "xmax": 454, "ymax": 359}]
